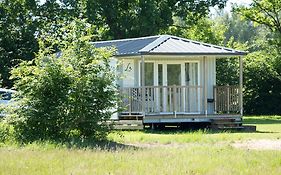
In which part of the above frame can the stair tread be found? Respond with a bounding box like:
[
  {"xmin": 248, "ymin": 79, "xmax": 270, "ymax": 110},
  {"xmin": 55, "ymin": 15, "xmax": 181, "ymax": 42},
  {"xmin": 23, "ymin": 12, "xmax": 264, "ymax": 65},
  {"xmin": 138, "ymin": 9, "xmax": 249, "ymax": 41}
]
[
  {"xmin": 212, "ymin": 122, "xmax": 242, "ymax": 125},
  {"xmin": 217, "ymin": 126, "xmax": 244, "ymax": 129}
]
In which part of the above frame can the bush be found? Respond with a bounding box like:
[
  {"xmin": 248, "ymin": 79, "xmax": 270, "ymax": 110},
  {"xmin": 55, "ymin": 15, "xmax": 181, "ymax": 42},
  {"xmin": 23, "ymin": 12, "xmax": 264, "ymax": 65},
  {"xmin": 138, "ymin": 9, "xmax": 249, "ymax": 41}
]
[
  {"xmin": 0, "ymin": 121, "xmax": 15, "ymax": 143},
  {"xmin": 8, "ymin": 20, "xmax": 120, "ymax": 142},
  {"xmin": 243, "ymin": 51, "xmax": 281, "ymax": 115}
]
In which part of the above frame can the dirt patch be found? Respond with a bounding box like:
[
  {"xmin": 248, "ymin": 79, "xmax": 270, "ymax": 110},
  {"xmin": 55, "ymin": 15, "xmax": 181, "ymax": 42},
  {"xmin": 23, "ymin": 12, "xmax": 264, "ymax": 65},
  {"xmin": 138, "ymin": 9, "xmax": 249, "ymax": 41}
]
[
  {"xmin": 127, "ymin": 143, "xmax": 189, "ymax": 148},
  {"xmin": 232, "ymin": 139, "xmax": 281, "ymax": 150},
  {"xmin": 127, "ymin": 142, "xmax": 223, "ymax": 149},
  {"xmin": 127, "ymin": 139, "xmax": 281, "ymax": 150}
]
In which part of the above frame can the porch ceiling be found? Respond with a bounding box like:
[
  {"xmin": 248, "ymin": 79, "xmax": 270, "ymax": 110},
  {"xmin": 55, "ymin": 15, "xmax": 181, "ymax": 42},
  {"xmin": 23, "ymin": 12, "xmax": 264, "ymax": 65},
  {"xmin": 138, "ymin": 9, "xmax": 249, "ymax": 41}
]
[{"xmin": 92, "ymin": 35, "xmax": 247, "ymax": 57}]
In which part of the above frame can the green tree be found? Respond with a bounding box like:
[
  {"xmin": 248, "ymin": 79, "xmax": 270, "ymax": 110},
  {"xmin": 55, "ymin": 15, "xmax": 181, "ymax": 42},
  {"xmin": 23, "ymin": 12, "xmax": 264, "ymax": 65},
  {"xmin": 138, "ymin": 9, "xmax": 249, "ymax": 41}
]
[
  {"xmin": 0, "ymin": 0, "xmax": 87, "ymax": 88},
  {"xmin": 237, "ymin": 0, "xmax": 281, "ymax": 114},
  {"xmin": 0, "ymin": 0, "xmax": 39, "ymax": 88},
  {"xmin": 8, "ymin": 20, "xmax": 119, "ymax": 142},
  {"xmin": 221, "ymin": 13, "xmax": 259, "ymax": 48},
  {"xmin": 86, "ymin": 0, "xmax": 227, "ymax": 39},
  {"xmin": 243, "ymin": 51, "xmax": 281, "ymax": 114},
  {"xmin": 1, "ymin": 0, "xmax": 227, "ymax": 88},
  {"xmin": 237, "ymin": 0, "xmax": 281, "ymax": 47}
]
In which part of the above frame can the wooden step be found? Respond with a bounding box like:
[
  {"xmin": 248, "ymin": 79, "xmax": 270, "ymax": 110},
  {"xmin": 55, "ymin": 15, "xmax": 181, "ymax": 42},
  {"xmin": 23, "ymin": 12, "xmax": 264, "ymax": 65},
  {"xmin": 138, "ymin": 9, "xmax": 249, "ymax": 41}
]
[
  {"xmin": 210, "ymin": 118, "xmax": 237, "ymax": 123},
  {"xmin": 217, "ymin": 126, "xmax": 244, "ymax": 129},
  {"xmin": 211, "ymin": 124, "xmax": 243, "ymax": 129},
  {"xmin": 119, "ymin": 115, "xmax": 143, "ymax": 120},
  {"xmin": 108, "ymin": 120, "xmax": 144, "ymax": 130},
  {"xmin": 112, "ymin": 120, "xmax": 143, "ymax": 125},
  {"xmin": 211, "ymin": 121, "xmax": 242, "ymax": 125},
  {"xmin": 113, "ymin": 125, "xmax": 143, "ymax": 130},
  {"xmin": 210, "ymin": 118, "xmax": 243, "ymax": 130},
  {"xmin": 242, "ymin": 125, "xmax": 256, "ymax": 132},
  {"xmin": 211, "ymin": 125, "xmax": 256, "ymax": 131},
  {"xmin": 210, "ymin": 118, "xmax": 242, "ymax": 128}
]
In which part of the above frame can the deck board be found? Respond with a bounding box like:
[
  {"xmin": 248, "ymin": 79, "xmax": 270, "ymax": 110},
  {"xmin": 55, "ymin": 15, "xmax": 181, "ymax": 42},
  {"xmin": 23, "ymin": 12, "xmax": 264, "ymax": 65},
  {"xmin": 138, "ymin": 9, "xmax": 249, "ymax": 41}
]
[{"xmin": 142, "ymin": 114, "xmax": 242, "ymax": 124}]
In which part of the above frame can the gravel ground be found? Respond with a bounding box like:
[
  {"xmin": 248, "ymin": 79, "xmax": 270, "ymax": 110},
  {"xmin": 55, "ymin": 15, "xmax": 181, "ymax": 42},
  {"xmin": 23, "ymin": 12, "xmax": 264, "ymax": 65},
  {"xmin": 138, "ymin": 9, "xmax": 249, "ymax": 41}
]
[{"xmin": 232, "ymin": 139, "xmax": 281, "ymax": 150}]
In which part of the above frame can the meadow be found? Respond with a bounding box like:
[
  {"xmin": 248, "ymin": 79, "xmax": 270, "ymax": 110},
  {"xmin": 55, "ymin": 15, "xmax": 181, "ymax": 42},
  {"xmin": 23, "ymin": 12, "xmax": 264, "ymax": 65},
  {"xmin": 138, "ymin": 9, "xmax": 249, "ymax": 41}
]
[{"xmin": 0, "ymin": 116, "xmax": 281, "ymax": 175}]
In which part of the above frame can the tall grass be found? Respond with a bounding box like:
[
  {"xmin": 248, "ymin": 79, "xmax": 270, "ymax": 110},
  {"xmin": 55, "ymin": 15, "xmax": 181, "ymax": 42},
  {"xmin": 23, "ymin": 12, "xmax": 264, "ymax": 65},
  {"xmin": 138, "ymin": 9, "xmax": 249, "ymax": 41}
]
[
  {"xmin": 0, "ymin": 116, "xmax": 280, "ymax": 175},
  {"xmin": 0, "ymin": 145, "xmax": 281, "ymax": 175}
]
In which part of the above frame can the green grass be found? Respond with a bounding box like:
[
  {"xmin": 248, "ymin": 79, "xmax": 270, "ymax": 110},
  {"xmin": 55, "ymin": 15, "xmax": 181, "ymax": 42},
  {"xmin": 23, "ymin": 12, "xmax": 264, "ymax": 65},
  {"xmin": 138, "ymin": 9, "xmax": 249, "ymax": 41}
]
[
  {"xmin": 0, "ymin": 116, "xmax": 281, "ymax": 175},
  {"xmin": 109, "ymin": 116, "xmax": 281, "ymax": 144}
]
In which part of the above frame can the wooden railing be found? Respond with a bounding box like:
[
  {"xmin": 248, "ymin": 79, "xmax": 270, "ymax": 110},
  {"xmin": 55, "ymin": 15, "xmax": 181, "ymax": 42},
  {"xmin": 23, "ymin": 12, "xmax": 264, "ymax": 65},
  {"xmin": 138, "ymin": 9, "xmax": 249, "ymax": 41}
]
[
  {"xmin": 214, "ymin": 85, "xmax": 240, "ymax": 114},
  {"xmin": 120, "ymin": 86, "xmax": 203, "ymax": 115}
]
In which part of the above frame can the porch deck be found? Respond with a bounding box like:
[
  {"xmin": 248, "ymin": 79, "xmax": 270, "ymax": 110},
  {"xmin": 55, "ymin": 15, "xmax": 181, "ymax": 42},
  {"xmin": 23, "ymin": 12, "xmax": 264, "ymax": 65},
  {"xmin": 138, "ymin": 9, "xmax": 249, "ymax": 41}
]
[
  {"xmin": 111, "ymin": 114, "xmax": 242, "ymax": 130},
  {"xmin": 142, "ymin": 114, "xmax": 242, "ymax": 124},
  {"xmin": 119, "ymin": 85, "xmax": 242, "ymax": 123},
  {"xmin": 117, "ymin": 85, "xmax": 243, "ymax": 130}
]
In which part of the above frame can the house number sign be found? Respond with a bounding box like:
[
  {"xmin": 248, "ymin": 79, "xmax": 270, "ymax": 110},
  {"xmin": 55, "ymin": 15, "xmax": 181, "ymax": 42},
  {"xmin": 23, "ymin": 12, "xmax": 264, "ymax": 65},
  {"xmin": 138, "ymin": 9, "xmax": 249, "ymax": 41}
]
[{"xmin": 125, "ymin": 63, "xmax": 132, "ymax": 71}]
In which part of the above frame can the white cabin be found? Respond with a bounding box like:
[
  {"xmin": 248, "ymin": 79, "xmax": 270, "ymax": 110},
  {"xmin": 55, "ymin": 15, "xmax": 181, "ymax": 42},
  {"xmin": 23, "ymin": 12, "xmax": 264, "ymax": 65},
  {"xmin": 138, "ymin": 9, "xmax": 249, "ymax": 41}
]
[{"xmin": 94, "ymin": 35, "xmax": 246, "ymax": 127}]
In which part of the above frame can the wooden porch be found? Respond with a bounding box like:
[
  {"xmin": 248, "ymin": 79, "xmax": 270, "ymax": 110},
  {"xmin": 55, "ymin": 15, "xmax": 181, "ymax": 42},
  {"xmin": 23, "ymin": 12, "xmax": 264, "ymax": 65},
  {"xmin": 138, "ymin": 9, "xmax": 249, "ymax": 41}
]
[
  {"xmin": 117, "ymin": 54, "xmax": 244, "ymax": 126},
  {"xmin": 119, "ymin": 85, "xmax": 242, "ymax": 122}
]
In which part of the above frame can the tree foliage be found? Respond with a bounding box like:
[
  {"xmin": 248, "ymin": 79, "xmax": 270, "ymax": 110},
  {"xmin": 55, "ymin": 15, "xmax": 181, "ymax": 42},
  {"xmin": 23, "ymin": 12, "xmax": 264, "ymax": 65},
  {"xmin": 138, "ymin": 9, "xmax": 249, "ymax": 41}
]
[
  {"xmin": 237, "ymin": 0, "xmax": 281, "ymax": 47},
  {"xmin": 222, "ymin": 13, "xmax": 259, "ymax": 47},
  {"xmin": 238, "ymin": 0, "xmax": 281, "ymax": 33},
  {"xmin": 237, "ymin": 0, "xmax": 281, "ymax": 114},
  {"xmin": 0, "ymin": 0, "xmax": 228, "ymax": 88},
  {"xmin": 0, "ymin": 0, "xmax": 39, "ymax": 88},
  {"xmin": 244, "ymin": 51, "xmax": 281, "ymax": 114},
  {"xmin": 7, "ymin": 20, "xmax": 119, "ymax": 141},
  {"xmin": 86, "ymin": 0, "xmax": 227, "ymax": 39}
]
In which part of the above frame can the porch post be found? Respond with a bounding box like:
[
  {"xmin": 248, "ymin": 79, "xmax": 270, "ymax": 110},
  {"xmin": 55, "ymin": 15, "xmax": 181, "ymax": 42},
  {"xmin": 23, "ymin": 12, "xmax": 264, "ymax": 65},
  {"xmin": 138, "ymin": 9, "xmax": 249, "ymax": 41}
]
[
  {"xmin": 203, "ymin": 56, "xmax": 208, "ymax": 116},
  {"xmin": 239, "ymin": 56, "xmax": 243, "ymax": 116},
  {"xmin": 141, "ymin": 55, "xmax": 146, "ymax": 118}
]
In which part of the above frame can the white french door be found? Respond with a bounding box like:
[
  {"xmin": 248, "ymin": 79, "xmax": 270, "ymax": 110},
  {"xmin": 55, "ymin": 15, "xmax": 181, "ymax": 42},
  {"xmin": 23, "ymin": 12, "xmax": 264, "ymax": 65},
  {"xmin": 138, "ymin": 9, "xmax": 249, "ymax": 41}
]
[{"xmin": 140, "ymin": 61, "xmax": 200, "ymax": 114}]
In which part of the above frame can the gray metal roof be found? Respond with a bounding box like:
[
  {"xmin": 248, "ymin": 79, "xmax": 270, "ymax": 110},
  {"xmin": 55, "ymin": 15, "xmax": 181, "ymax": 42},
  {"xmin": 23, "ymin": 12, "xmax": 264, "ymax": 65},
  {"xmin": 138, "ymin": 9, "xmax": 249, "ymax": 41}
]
[{"xmin": 92, "ymin": 35, "xmax": 247, "ymax": 57}]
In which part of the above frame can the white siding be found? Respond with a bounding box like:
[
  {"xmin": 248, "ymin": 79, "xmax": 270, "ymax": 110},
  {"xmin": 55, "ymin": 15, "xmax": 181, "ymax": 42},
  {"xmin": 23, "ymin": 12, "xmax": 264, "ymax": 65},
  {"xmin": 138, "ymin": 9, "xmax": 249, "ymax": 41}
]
[
  {"xmin": 121, "ymin": 59, "xmax": 135, "ymax": 87},
  {"xmin": 206, "ymin": 57, "xmax": 216, "ymax": 114},
  {"xmin": 109, "ymin": 57, "xmax": 119, "ymax": 120},
  {"xmin": 134, "ymin": 59, "xmax": 139, "ymax": 86}
]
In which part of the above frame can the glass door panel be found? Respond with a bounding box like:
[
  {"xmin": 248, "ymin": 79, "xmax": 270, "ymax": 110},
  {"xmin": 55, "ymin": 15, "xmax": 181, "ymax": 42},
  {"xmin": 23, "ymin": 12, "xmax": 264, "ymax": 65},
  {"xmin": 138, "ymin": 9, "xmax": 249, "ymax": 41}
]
[
  {"xmin": 185, "ymin": 62, "xmax": 198, "ymax": 86},
  {"xmin": 158, "ymin": 64, "xmax": 163, "ymax": 86},
  {"xmin": 157, "ymin": 64, "xmax": 163, "ymax": 112},
  {"xmin": 140, "ymin": 62, "xmax": 154, "ymax": 86},
  {"xmin": 185, "ymin": 62, "xmax": 199, "ymax": 113},
  {"xmin": 167, "ymin": 64, "xmax": 181, "ymax": 86},
  {"xmin": 145, "ymin": 63, "xmax": 154, "ymax": 86},
  {"xmin": 165, "ymin": 64, "xmax": 181, "ymax": 112}
]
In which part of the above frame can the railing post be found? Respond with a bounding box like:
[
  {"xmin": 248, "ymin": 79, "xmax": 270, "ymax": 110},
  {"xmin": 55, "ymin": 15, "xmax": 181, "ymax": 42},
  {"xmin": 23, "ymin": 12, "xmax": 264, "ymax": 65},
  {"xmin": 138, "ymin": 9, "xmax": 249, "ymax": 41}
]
[
  {"xmin": 227, "ymin": 86, "xmax": 230, "ymax": 114},
  {"xmin": 203, "ymin": 56, "xmax": 208, "ymax": 116},
  {"xmin": 214, "ymin": 86, "xmax": 217, "ymax": 114},
  {"xmin": 128, "ymin": 88, "xmax": 132, "ymax": 116},
  {"xmin": 141, "ymin": 55, "xmax": 146, "ymax": 118},
  {"xmin": 239, "ymin": 56, "xmax": 243, "ymax": 116},
  {"xmin": 173, "ymin": 85, "xmax": 177, "ymax": 118}
]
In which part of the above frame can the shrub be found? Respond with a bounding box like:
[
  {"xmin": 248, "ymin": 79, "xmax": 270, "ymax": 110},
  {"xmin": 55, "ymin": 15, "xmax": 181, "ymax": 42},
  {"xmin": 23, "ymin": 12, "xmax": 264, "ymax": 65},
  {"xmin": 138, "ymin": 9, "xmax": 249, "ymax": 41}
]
[
  {"xmin": 8, "ymin": 19, "xmax": 120, "ymax": 142},
  {"xmin": 243, "ymin": 51, "xmax": 281, "ymax": 115},
  {"xmin": 0, "ymin": 121, "xmax": 15, "ymax": 143}
]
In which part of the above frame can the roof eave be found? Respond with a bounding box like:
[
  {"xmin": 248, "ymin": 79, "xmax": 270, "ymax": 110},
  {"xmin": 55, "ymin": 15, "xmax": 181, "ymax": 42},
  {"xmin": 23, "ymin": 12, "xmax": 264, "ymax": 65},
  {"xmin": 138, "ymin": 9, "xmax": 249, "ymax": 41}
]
[
  {"xmin": 138, "ymin": 52, "xmax": 247, "ymax": 56},
  {"xmin": 114, "ymin": 53, "xmax": 141, "ymax": 57},
  {"xmin": 113, "ymin": 52, "xmax": 247, "ymax": 58}
]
